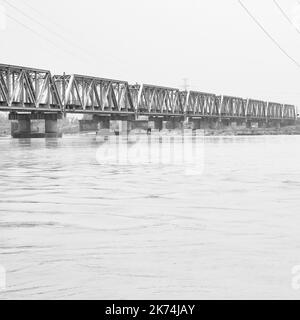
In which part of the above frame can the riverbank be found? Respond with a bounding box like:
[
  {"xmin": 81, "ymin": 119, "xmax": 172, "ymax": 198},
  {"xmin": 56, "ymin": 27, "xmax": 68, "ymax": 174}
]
[
  {"xmin": 202, "ymin": 125, "xmax": 300, "ymax": 136},
  {"xmin": 1, "ymin": 120, "xmax": 300, "ymax": 137}
]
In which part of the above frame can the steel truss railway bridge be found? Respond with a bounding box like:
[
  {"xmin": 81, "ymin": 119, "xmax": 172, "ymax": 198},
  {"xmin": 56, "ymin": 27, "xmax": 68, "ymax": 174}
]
[{"xmin": 0, "ymin": 63, "xmax": 297, "ymax": 137}]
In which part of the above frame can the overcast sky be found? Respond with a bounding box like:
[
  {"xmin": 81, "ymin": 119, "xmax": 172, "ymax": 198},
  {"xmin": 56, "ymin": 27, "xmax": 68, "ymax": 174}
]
[{"xmin": 1, "ymin": 0, "xmax": 300, "ymax": 107}]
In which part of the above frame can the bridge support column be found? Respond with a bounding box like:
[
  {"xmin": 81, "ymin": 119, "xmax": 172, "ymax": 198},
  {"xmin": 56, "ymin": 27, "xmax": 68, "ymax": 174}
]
[
  {"xmin": 18, "ymin": 116, "xmax": 31, "ymax": 134},
  {"xmin": 45, "ymin": 114, "xmax": 62, "ymax": 137},
  {"xmin": 10, "ymin": 112, "xmax": 62, "ymax": 138},
  {"xmin": 153, "ymin": 118, "xmax": 163, "ymax": 131},
  {"xmin": 10, "ymin": 113, "xmax": 31, "ymax": 138}
]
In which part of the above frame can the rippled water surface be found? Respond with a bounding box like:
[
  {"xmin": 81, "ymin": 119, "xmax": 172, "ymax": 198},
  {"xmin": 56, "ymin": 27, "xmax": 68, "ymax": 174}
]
[{"xmin": 0, "ymin": 134, "xmax": 300, "ymax": 299}]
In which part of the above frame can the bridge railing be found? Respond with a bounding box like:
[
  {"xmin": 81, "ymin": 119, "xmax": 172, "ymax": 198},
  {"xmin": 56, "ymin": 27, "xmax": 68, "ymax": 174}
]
[{"xmin": 0, "ymin": 64, "xmax": 61, "ymax": 111}]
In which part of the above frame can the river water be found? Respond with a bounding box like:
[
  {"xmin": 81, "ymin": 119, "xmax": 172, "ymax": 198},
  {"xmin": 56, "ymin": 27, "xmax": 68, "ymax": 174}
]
[{"xmin": 0, "ymin": 134, "xmax": 300, "ymax": 300}]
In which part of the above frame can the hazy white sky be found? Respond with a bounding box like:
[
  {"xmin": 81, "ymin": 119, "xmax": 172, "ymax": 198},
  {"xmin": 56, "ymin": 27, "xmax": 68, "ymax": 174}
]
[{"xmin": 1, "ymin": 0, "xmax": 300, "ymax": 107}]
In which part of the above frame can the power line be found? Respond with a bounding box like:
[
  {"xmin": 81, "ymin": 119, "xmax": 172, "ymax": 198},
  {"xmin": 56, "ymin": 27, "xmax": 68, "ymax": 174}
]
[
  {"xmin": 273, "ymin": 0, "xmax": 300, "ymax": 34},
  {"xmin": 238, "ymin": 0, "xmax": 300, "ymax": 69},
  {"xmin": 4, "ymin": 11, "xmax": 90, "ymax": 64},
  {"xmin": 2, "ymin": 0, "xmax": 131, "ymax": 73},
  {"xmin": 1, "ymin": 0, "xmax": 93, "ymax": 62},
  {"xmin": 20, "ymin": 1, "xmax": 74, "ymax": 36}
]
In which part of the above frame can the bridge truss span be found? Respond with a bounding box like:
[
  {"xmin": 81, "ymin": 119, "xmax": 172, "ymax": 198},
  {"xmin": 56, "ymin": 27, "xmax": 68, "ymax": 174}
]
[
  {"xmin": 136, "ymin": 84, "xmax": 184, "ymax": 116},
  {"xmin": 0, "ymin": 63, "xmax": 62, "ymax": 112},
  {"xmin": 53, "ymin": 74, "xmax": 135, "ymax": 114},
  {"xmin": 283, "ymin": 104, "xmax": 296, "ymax": 119},
  {"xmin": 219, "ymin": 95, "xmax": 247, "ymax": 118},
  {"xmin": 182, "ymin": 91, "xmax": 218, "ymax": 117},
  {"xmin": 246, "ymin": 99, "xmax": 267, "ymax": 119},
  {"xmin": 0, "ymin": 63, "xmax": 297, "ymax": 123}
]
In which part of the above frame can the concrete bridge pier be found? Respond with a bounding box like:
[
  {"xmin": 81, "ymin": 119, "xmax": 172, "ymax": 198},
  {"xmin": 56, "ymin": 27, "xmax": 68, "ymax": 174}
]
[
  {"xmin": 10, "ymin": 113, "xmax": 33, "ymax": 138},
  {"xmin": 18, "ymin": 114, "xmax": 31, "ymax": 135},
  {"xmin": 153, "ymin": 118, "xmax": 163, "ymax": 131},
  {"xmin": 45, "ymin": 114, "xmax": 60, "ymax": 137},
  {"xmin": 9, "ymin": 112, "xmax": 62, "ymax": 138}
]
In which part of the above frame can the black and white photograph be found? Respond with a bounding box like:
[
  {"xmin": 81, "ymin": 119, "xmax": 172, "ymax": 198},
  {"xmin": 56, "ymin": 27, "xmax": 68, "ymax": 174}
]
[{"xmin": 1, "ymin": 0, "xmax": 300, "ymax": 304}]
